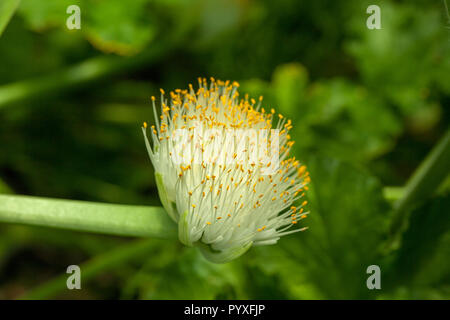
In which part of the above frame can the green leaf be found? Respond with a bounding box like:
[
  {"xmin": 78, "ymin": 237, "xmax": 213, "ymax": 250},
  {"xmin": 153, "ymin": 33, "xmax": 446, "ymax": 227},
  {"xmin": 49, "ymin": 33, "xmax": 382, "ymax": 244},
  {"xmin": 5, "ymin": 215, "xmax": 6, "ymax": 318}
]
[
  {"xmin": 297, "ymin": 79, "xmax": 402, "ymax": 162},
  {"xmin": 0, "ymin": 44, "xmax": 171, "ymax": 109},
  {"xmin": 389, "ymin": 195, "xmax": 450, "ymax": 288},
  {"xmin": 378, "ymin": 285, "xmax": 450, "ymax": 300},
  {"xmin": 390, "ymin": 129, "xmax": 450, "ymax": 238},
  {"xmin": 267, "ymin": 156, "xmax": 391, "ymax": 299},
  {"xmin": 17, "ymin": 0, "xmax": 154, "ymax": 55},
  {"xmin": 244, "ymin": 66, "xmax": 403, "ymax": 163},
  {"xmin": 17, "ymin": 0, "xmax": 73, "ymax": 30},
  {"xmin": 0, "ymin": 194, "xmax": 177, "ymax": 239},
  {"xmin": 0, "ymin": 178, "xmax": 13, "ymax": 194},
  {"xmin": 0, "ymin": 0, "xmax": 20, "ymax": 36},
  {"xmin": 141, "ymin": 248, "xmax": 246, "ymax": 299},
  {"xmin": 346, "ymin": 1, "xmax": 450, "ymax": 117},
  {"xmin": 21, "ymin": 238, "xmax": 166, "ymax": 299},
  {"xmin": 84, "ymin": 0, "xmax": 156, "ymax": 55},
  {"xmin": 272, "ymin": 63, "xmax": 308, "ymax": 116},
  {"xmin": 17, "ymin": 0, "xmax": 197, "ymax": 56},
  {"xmin": 245, "ymin": 245, "xmax": 324, "ymax": 299}
]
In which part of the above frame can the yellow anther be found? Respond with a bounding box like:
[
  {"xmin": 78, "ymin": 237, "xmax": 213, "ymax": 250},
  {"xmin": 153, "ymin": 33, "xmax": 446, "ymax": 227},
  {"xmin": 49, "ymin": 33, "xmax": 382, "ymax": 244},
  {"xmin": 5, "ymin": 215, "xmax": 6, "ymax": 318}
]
[{"xmin": 298, "ymin": 165, "xmax": 307, "ymax": 175}]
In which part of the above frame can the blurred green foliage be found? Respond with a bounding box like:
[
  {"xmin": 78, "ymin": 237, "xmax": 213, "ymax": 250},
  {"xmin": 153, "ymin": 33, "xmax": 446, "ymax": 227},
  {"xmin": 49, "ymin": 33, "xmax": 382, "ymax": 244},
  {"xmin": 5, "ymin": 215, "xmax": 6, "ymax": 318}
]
[{"xmin": 0, "ymin": 0, "xmax": 449, "ymax": 299}]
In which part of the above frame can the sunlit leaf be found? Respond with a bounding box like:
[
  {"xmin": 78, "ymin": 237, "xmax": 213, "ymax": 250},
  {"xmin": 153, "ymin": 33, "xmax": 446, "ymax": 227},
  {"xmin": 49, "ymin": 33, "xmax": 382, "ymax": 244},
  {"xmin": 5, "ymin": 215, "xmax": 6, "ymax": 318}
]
[{"xmin": 0, "ymin": 0, "xmax": 20, "ymax": 36}]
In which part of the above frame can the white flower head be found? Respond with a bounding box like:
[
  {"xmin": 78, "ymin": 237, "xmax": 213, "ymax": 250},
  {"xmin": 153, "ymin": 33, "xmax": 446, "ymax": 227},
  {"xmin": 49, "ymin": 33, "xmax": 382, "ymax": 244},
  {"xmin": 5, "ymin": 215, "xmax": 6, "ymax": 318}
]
[{"xmin": 142, "ymin": 78, "xmax": 310, "ymax": 263}]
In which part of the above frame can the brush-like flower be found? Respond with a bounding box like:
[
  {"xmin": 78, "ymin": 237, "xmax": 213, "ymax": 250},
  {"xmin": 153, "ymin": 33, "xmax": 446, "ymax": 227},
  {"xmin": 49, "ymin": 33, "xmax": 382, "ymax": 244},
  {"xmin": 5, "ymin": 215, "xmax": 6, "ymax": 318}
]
[{"xmin": 142, "ymin": 78, "xmax": 310, "ymax": 263}]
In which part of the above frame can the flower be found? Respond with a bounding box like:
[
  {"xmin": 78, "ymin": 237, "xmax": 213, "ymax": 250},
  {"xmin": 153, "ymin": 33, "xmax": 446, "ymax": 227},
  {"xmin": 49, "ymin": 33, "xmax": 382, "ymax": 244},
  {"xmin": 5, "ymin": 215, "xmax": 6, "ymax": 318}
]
[{"xmin": 142, "ymin": 78, "xmax": 310, "ymax": 263}]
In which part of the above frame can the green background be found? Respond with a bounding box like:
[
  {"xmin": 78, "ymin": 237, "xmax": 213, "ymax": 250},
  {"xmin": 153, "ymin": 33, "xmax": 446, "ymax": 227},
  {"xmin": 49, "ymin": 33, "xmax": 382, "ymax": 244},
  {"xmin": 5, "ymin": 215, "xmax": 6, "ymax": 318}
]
[{"xmin": 0, "ymin": 0, "xmax": 449, "ymax": 299}]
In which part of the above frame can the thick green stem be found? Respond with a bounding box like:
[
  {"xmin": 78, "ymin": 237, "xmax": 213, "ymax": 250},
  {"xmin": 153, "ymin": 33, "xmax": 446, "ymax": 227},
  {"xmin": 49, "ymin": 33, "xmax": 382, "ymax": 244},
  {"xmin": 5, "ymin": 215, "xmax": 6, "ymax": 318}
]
[
  {"xmin": 0, "ymin": 194, "xmax": 177, "ymax": 238},
  {"xmin": 389, "ymin": 128, "xmax": 450, "ymax": 236}
]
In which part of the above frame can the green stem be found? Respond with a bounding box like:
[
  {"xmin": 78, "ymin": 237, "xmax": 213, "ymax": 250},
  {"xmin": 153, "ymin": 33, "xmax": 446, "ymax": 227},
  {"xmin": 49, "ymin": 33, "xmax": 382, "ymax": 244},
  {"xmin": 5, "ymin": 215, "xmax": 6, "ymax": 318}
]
[
  {"xmin": 20, "ymin": 238, "xmax": 158, "ymax": 299},
  {"xmin": 0, "ymin": 43, "xmax": 169, "ymax": 109},
  {"xmin": 389, "ymin": 128, "xmax": 450, "ymax": 236},
  {"xmin": 382, "ymin": 186, "xmax": 404, "ymax": 203},
  {"xmin": 0, "ymin": 194, "xmax": 177, "ymax": 238}
]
